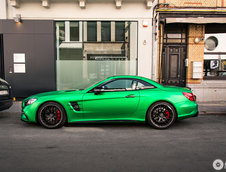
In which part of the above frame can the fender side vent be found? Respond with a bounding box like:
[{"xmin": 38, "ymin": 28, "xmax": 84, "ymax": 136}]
[{"xmin": 70, "ymin": 102, "xmax": 80, "ymax": 111}]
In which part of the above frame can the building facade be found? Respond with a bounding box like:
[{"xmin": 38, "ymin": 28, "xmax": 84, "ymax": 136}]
[
  {"xmin": 0, "ymin": 0, "xmax": 156, "ymax": 97},
  {"xmin": 156, "ymin": 0, "xmax": 226, "ymax": 102}
]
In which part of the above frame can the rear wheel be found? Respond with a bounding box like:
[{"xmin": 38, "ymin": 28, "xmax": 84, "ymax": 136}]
[
  {"xmin": 147, "ymin": 102, "xmax": 176, "ymax": 129},
  {"xmin": 37, "ymin": 102, "xmax": 66, "ymax": 129}
]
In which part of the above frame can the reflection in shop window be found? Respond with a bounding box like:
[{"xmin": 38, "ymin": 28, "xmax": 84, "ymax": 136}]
[
  {"xmin": 56, "ymin": 21, "xmax": 138, "ymax": 90},
  {"xmin": 87, "ymin": 21, "xmax": 97, "ymax": 42},
  {"xmin": 70, "ymin": 21, "xmax": 79, "ymax": 41},
  {"xmin": 56, "ymin": 22, "xmax": 65, "ymax": 44},
  {"xmin": 56, "ymin": 21, "xmax": 82, "ymax": 61},
  {"xmin": 101, "ymin": 21, "xmax": 111, "ymax": 42},
  {"xmin": 115, "ymin": 22, "xmax": 125, "ymax": 41}
]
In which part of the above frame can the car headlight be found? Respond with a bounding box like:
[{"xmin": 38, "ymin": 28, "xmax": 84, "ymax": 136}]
[
  {"xmin": 0, "ymin": 90, "xmax": 8, "ymax": 95},
  {"xmin": 26, "ymin": 98, "xmax": 37, "ymax": 106}
]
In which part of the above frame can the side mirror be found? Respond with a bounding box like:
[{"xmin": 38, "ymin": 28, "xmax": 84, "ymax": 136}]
[{"xmin": 93, "ymin": 88, "xmax": 103, "ymax": 95}]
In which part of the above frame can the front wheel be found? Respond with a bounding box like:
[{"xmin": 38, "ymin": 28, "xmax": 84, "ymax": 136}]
[
  {"xmin": 147, "ymin": 102, "xmax": 176, "ymax": 129},
  {"xmin": 37, "ymin": 102, "xmax": 66, "ymax": 129}
]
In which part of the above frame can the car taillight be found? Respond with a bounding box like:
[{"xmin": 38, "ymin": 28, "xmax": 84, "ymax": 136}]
[{"xmin": 183, "ymin": 92, "xmax": 196, "ymax": 101}]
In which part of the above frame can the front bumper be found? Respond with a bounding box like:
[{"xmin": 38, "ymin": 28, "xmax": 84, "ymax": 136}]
[
  {"xmin": 0, "ymin": 99, "xmax": 13, "ymax": 111},
  {"xmin": 21, "ymin": 101, "xmax": 39, "ymax": 123},
  {"xmin": 21, "ymin": 112, "xmax": 29, "ymax": 122}
]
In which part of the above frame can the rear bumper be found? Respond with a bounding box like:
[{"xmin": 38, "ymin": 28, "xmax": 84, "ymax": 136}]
[
  {"xmin": 192, "ymin": 111, "xmax": 199, "ymax": 117},
  {"xmin": 0, "ymin": 99, "xmax": 13, "ymax": 111},
  {"xmin": 178, "ymin": 111, "xmax": 199, "ymax": 120}
]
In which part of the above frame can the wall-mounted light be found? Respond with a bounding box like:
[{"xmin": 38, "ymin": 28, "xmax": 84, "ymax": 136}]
[
  {"xmin": 14, "ymin": 14, "xmax": 21, "ymax": 23},
  {"xmin": 194, "ymin": 37, "xmax": 203, "ymax": 44},
  {"xmin": 143, "ymin": 20, "xmax": 149, "ymax": 27}
]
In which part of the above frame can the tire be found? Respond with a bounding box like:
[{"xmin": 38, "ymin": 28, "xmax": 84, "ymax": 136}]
[
  {"xmin": 37, "ymin": 102, "xmax": 66, "ymax": 129},
  {"xmin": 147, "ymin": 102, "xmax": 177, "ymax": 129}
]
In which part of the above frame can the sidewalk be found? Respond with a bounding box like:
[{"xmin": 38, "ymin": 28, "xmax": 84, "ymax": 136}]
[
  {"xmin": 2, "ymin": 101, "xmax": 226, "ymax": 115},
  {"xmin": 198, "ymin": 101, "xmax": 226, "ymax": 115}
]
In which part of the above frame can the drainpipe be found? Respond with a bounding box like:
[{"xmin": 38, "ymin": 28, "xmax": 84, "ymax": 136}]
[
  {"xmin": 152, "ymin": 1, "xmax": 169, "ymax": 81},
  {"xmin": 151, "ymin": 0, "xmax": 160, "ymax": 80}
]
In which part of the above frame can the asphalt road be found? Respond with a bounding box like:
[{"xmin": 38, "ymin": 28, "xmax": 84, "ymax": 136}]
[{"xmin": 0, "ymin": 112, "xmax": 226, "ymax": 172}]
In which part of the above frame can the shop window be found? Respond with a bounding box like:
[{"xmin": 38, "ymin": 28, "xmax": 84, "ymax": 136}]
[
  {"xmin": 101, "ymin": 22, "xmax": 111, "ymax": 42},
  {"xmin": 204, "ymin": 59, "xmax": 226, "ymax": 78},
  {"xmin": 56, "ymin": 21, "xmax": 138, "ymax": 90},
  {"xmin": 204, "ymin": 25, "xmax": 226, "ymax": 79},
  {"xmin": 115, "ymin": 22, "xmax": 125, "ymax": 42},
  {"xmin": 87, "ymin": 21, "xmax": 97, "ymax": 42}
]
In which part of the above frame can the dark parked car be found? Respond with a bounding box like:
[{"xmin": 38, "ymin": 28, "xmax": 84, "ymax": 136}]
[{"xmin": 0, "ymin": 78, "xmax": 13, "ymax": 111}]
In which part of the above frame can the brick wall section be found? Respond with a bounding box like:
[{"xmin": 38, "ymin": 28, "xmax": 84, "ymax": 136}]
[
  {"xmin": 187, "ymin": 24, "xmax": 205, "ymax": 84},
  {"xmin": 159, "ymin": 0, "xmax": 225, "ymax": 7}
]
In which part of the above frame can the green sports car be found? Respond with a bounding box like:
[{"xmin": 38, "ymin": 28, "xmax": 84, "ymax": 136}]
[{"xmin": 21, "ymin": 75, "xmax": 198, "ymax": 129}]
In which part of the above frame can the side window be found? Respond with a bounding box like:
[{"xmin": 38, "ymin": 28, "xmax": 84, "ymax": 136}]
[
  {"xmin": 136, "ymin": 80, "xmax": 155, "ymax": 90},
  {"xmin": 95, "ymin": 79, "xmax": 155, "ymax": 92},
  {"xmin": 103, "ymin": 79, "xmax": 134, "ymax": 90}
]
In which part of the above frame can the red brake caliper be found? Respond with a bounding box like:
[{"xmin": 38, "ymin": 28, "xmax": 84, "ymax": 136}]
[
  {"xmin": 165, "ymin": 110, "xmax": 170, "ymax": 119},
  {"xmin": 57, "ymin": 110, "xmax": 61, "ymax": 121}
]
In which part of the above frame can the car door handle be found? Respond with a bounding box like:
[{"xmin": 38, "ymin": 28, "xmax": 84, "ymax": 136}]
[{"xmin": 125, "ymin": 94, "xmax": 135, "ymax": 98}]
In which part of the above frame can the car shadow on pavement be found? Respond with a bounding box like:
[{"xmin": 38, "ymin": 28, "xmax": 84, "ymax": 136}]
[
  {"xmin": 19, "ymin": 118, "xmax": 197, "ymax": 130},
  {"xmin": 64, "ymin": 119, "xmax": 195, "ymax": 130},
  {"xmin": 65, "ymin": 122, "xmax": 149, "ymax": 129}
]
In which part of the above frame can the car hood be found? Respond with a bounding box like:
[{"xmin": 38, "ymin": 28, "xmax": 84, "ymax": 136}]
[
  {"xmin": 161, "ymin": 86, "xmax": 192, "ymax": 93},
  {"xmin": 0, "ymin": 78, "xmax": 9, "ymax": 86},
  {"xmin": 26, "ymin": 90, "xmax": 83, "ymax": 100}
]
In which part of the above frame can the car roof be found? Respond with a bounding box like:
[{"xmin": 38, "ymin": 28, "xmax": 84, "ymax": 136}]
[
  {"xmin": 108, "ymin": 75, "xmax": 145, "ymax": 79},
  {"xmin": 107, "ymin": 75, "xmax": 163, "ymax": 88}
]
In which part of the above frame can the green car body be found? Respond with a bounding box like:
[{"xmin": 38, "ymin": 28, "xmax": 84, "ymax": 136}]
[{"xmin": 21, "ymin": 75, "xmax": 198, "ymax": 129}]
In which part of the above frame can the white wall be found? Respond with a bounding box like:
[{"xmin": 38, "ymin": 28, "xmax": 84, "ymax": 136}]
[
  {"xmin": 188, "ymin": 80, "xmax": 226, "ymax": 102},
  {"xmin": 7, "ymin": 1, "xmax": 152, "ymax": 20},
  {"xmin": 5, "ymin": 0, "xmax": 155, "ymax": 79},
  {"xmin": 0, "ymin": 0, "xmax": 7, "ymax": 19},
  {"xmin": 137, "ymin": 19, "xmax": 153, "ymax": 79}
]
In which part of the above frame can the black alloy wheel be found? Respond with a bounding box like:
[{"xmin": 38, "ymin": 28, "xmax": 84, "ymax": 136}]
[
  {"xmin": 147, "ymin": 102, "xmax": 176, "ymax": 129},
  {"xmin": 37, "ymin": 102, "xmax": 66, "ymax": 129}
]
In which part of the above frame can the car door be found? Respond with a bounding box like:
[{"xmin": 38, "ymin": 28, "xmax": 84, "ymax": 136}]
[{"xmin": 82, "ymin": 78, "xmax": 140, "ymax": 120}]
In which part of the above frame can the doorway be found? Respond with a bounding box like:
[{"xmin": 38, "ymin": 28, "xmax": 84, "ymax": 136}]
[{"xmin": 161, "ymin": 24, "xmax": 187, "ymax": 87}]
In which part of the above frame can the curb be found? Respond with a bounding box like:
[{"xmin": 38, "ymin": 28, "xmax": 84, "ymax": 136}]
[{"xmin": 199, "ymin": 111, "xmax": 226, "ymax": 115}]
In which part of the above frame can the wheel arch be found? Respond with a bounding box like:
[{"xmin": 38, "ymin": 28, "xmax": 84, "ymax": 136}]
[
  {"xmin": 36, "ymin": 101, "xmax": 68, "ymax": 124},
  {"xmin": 145, "ymin": 100, "xmax": 178, "ymax": 122}
]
